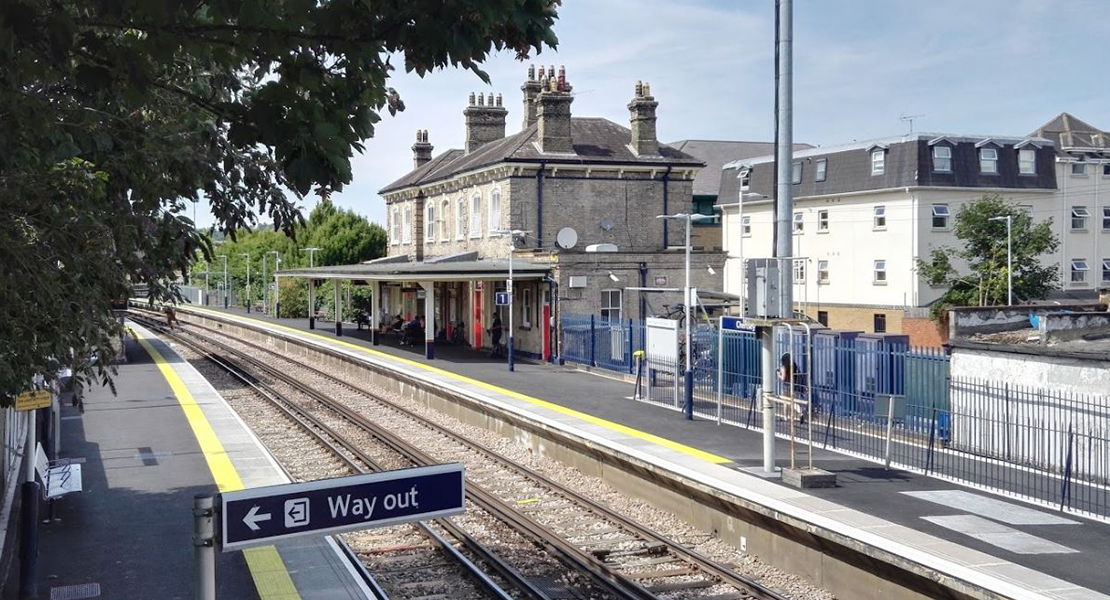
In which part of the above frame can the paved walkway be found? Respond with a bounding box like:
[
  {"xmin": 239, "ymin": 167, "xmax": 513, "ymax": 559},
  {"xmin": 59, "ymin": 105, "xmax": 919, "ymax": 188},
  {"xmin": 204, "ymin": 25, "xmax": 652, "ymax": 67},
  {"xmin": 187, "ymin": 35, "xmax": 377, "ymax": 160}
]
[
  {"xmin": 184, "ymin": 305, "xmax": 1110, "ymax": 599},
  {"xmin": 15, "ymin": 322, "xmax": 369, "ymax": 600}
]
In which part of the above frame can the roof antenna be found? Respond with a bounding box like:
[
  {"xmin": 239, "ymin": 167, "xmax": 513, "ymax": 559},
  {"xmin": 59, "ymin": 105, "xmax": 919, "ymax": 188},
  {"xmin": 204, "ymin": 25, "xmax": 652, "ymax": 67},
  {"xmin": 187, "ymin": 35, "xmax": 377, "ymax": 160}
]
[{"xmin": 900, "ymin": 113, "xmax": 925, "ymax": 134}]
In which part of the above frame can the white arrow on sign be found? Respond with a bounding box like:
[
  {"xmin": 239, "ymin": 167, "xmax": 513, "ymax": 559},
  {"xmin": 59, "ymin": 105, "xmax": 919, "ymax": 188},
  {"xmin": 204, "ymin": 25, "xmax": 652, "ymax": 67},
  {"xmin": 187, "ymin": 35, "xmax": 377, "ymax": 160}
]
[{"xmin": 243, "ymin": 505, "xmax": 272, "ymax": 531}]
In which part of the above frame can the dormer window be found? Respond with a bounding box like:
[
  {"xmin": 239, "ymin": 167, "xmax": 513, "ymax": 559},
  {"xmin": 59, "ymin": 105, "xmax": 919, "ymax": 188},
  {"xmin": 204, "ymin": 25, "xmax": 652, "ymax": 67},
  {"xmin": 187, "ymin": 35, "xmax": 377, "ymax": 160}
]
[
  {"xmin": 739, "ymin": 169, "xmax": 751, "ymax": 191},
  {"xmin": 871, "ymin": 149, "xmax": 885, "ymax": 175},
  {"xmin": 932, "ymin": 145, "xmax": 952, "ymax": 172},
  {"xmin": 979, "ymin": 148, "xmax": 998, "ymax": 174},
  {"xmin": 1018, "ymin": 149, "xmax": 1036, "ymax": 175},
  {"xmin": 815, "ymin": 158, "xmax": 827, "ymax": 182},
  {"xmin": 791, "ymin": 161, "xmax": 802, "ymax": 184}
]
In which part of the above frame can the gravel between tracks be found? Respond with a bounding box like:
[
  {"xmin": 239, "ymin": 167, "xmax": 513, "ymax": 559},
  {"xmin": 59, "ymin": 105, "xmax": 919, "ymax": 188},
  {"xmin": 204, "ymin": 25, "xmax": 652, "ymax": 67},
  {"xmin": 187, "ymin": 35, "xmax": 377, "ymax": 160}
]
[{"xmin": 172, "ymin": 323, "xmax": 834, "ymax": 600}]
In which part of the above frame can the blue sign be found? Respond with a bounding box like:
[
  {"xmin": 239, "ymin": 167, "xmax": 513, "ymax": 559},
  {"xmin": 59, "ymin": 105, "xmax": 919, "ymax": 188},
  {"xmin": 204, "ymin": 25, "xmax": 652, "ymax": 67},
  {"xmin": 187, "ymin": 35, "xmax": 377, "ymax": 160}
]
[
  {"xmin": 495, "ymin": 292, "xmax": 511, "ymax": 306},
  {"xmin": 220, "ymin": 463, "xmax": 465, "ymax": 551},
  {"xmin": 721, "ymin": 316, "xmax": 748, "ymax": 331}
]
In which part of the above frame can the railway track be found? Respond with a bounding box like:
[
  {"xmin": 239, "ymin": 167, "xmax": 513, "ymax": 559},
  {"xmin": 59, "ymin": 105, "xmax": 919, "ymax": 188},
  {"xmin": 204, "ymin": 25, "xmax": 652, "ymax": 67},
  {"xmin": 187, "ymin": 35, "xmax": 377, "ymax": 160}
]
[{"xmin": 131, "ymin": 309, "xmax": 792, "ymax": 600}]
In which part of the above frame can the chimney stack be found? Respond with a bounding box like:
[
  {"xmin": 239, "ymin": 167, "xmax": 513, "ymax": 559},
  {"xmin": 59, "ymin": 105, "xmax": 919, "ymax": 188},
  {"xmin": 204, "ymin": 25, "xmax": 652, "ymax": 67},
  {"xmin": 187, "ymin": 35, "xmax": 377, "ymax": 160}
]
[
  {"xmin": 628, "ymin": 81, "xmax": 659, "ymax": 156},
  {"xmin": 521, "ymin": 64, "xmax": 542, "ymax": 129},
  {"xmin": 464, "ymin": 90, "xmax": 507, "ymax": 154},
  {"xmin": 411, "ymin": 129, "xmax": 433, "ymax": 170},
  {"xmin": 536, "ymin": 65, "xmax": 574, "ymax": 154}
]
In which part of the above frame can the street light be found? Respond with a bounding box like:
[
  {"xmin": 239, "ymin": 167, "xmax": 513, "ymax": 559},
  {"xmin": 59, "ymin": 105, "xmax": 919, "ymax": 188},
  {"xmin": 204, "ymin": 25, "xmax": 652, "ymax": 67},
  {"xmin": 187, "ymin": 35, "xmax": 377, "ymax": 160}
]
[
  {"xmin": 989, "ymin": 215, "xmax": 1013, "ymax": 306},
  {"xmin": 302, "ymin": 247, "xmax": 321, "ymax": 268},
  {"xmin": 217, "ymin": 255, "xmax": 229, "ymax": 308},
  {"xmin": 268, "ymin": 251, "xmax": 281, "ymax": 316},
  {"xmin": 301, "ymin": 247, "xmax": 320, "ymax": 327},
  {"xmin": 656, "ymin": 212, "xmax": 715, "ymax": 420},
  {"xmin": 495, "ymin": 229, "xmax": 531, "ymax": 372},
  {"xmin": 238, "ymin": 253, "xmax": 251, "ymax": 313}
]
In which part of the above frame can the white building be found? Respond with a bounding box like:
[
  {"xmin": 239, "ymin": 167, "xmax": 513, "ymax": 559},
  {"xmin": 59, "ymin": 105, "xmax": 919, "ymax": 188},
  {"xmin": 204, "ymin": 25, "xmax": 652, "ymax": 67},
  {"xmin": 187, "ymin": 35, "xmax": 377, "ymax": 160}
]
[{"xmin": 717, "ymin": 114, "xmax": 1109, "ymax": 345}]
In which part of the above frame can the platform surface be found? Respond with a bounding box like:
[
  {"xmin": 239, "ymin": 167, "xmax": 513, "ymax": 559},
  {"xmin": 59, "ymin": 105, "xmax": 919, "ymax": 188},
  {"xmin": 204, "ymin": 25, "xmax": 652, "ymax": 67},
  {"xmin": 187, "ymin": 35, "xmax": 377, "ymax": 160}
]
[
  {"xmin": 181, "ymin": 305, "xmax": 1110, "ymax": 599},
  {"xmin": 21, "ymin": 321, "xmax": 370, "ymax": 600}
]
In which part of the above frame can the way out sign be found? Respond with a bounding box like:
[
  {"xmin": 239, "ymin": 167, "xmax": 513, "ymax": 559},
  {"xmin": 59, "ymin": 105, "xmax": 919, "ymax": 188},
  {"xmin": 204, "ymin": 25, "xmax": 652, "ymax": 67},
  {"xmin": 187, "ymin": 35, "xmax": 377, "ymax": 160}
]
[{"xmin": 220, "ymin": 463, "xmax": 465, "ymax": 551}]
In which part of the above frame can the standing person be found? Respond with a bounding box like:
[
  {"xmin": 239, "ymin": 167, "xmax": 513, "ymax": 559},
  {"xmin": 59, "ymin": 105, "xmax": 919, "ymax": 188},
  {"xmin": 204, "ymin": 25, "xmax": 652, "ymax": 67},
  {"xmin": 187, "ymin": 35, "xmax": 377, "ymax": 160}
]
[
  {"xmin": 778, "ymin": 352, "xmax": 807, "ymax": 423},
  {"xmin": 488, "ymin": 314, "xmax": 504, "ymax": 357},
  {"xmin": 164, "ymin": 304, "xmax": 178, "ymax": 331}
]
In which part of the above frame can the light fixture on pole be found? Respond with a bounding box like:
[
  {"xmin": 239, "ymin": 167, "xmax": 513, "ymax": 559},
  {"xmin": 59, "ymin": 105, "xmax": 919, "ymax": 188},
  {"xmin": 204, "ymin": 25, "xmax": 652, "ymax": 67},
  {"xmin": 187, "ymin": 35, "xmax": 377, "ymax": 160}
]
[
  {"xmin": 238, "ymin": 253, "xmax": 251, "ymax": 313},
  {"xmin": 608, "ymin": 272, "xmax": 619, "ymax": 282},
  {"xmin": 495, "ymin": 229, "xmax": 531, "ymax": 372},
  {"xmin": 989, "ymin": 215, "xmax": 1013, "ymax": 306},
  {"xmin": 302, "ymin": 247, "xmax": 321, "ymax": 268},
  {"xmin": 656, "ymin": 212, "xmax": 714, "ymax": 420}
]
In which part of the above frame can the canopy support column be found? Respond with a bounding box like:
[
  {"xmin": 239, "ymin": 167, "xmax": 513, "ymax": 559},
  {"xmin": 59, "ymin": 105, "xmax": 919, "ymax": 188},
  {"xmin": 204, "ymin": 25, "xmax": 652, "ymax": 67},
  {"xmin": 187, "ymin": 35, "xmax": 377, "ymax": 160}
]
[
  {"xmin": 421, "ymin": 282, "xmax": 435, "ymax": 359},
  {"xmin": 371, "ymin": 280, "xmax": 381, "ymax": 345},
  {"xmin": 334, "ymin": 279, "xmax": 343, "ymax": 336},
  {"xmin": 308, "ymin": 279, "xmax": 316, "ymax": 329}
]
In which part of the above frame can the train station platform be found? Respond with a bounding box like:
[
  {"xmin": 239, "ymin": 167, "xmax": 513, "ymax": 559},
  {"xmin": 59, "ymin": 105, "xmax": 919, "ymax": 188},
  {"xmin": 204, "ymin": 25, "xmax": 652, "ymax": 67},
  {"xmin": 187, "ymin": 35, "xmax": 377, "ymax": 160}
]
[
  {"xmin": 173, "ymin": 305, "xmax": 1110, "ymax": 600},
  {"xmin": 22, "ymin": 320, "xmax": 371, "ymax": 599}
]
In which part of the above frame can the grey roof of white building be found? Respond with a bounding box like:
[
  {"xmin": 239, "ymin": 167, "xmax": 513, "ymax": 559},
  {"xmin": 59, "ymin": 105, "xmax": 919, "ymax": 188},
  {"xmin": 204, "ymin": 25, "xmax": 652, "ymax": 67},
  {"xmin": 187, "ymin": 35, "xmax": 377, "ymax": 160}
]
[{"xmin": 667, "ymin": 140, "xmax": 812, "ymax": 197}]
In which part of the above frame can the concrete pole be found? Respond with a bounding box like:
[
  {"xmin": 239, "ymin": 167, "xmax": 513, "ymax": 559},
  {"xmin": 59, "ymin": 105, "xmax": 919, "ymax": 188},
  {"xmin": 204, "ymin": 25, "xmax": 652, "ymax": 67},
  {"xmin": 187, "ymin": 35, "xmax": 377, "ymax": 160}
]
[
  {"xmin": 273, "ymin": 257, "xmax": 280, "ymax": 317},
  {"xmin": 683, "ymin": 216, "xmax": 694, "ymax": 420},
  {"xmin": 220, "ymin": 256, "xmax": 228, "ymax": 308},
  {"xmin": 261, "ymin": 255, "xmax": 267, "ymax": 313},
  {"xmin": 759, "ymin": 326, "xmax": 775, "ymax": 473},
  {"xmin": 508, "ymin": 244, "xmax": 515, "ymax": 372},
  {"xmin": 308, "ymin": 279, "xmax": 316, "ymax": 329},
  {"xmin": 1006, "ymin": 216, "xmax": 1013, "ymax": 306},
  {"xmin": 774, "ymin": 0, "xmax": 794, "ymax": 314},
  {"xmin": 242, "ymin": 254, "xmax": 251, "ymax": 313},
  {"xmin": 333, "ymin": 279, "xmax": 342, "ymax": 336},
  {"xmin": 371, "ymin": 280, "xmax": 381, "ymax": 345},
  {"xmin": 193, "ymin": 494, "xmax": 216, "ymax": 600}
]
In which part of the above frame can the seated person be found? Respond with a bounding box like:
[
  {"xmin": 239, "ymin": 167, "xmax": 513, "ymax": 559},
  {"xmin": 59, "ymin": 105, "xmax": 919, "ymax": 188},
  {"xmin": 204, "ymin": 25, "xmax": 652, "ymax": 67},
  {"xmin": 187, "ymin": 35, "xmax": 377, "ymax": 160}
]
[{"xmin": 450, "ymin": 321, "xmax": 467, "ymax": 345}]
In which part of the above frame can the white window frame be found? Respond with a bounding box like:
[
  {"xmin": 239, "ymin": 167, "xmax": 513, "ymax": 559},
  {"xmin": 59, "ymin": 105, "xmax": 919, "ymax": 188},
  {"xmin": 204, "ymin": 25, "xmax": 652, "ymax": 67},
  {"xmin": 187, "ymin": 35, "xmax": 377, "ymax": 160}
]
[
  {"xmin": 792, "ymin": 259, "xmax": 806, "ymax": 283},
  {"xmin": 817, "ymin": 260, "xmax": 829, "ymax": 284},
  {"xmin": 521, "ymin": 287, "xmax": 533, "ymax": 328},
  {"xmin": 817, "ymin": 209, "xmax": 829, "ymax": 232},
  {"xmin": 600, "ymin": 289, "xmax": 622, "ymax": 321},
  {"xmin": 1071, "ymin": 259, "xmax": 1089, "ymax": 284},
  {"xmin": 1104, "ymin": 164, "xmax": 1110, "ymax": 178},
  {"xmin": 933, "ymin": 145, "xmax": 952, "ymax": 173},
  {"xmin": 739, "ymin": 169, "xmax": 751, "ymax": 191},
  {"xmin": 488, "ymin": 187, "xmax": 502, "ymax": 234},
  {"xmin": 873, "ymin": 205, "xmax": 887, "ymax": 230},
  {"xmin": 741, "ymin": 216, "xmax": 751, "ymax": 237},
  {"xmin": 440, "ymin": 199, "xmax": 449, "ymax": 242},
  {"xmin": 871, "ymin": 149, "xmax": 885, "ymax": 175},
  {"xmin": 793, "ymin": 211, "xmax": 804, "ymax": 233},
  {"xmin": 979, "ymin": 147, "xmax": 998, "ymax": 174},
  {"xmin": 402, "ymin": 206, "xmax": 412, "ymax": 244},
  {"xmin": 874, "ymin": 259, "xmax": 887, "ymax": 284},
  {"xmin": 469, "ymin": 192, "xmax": 482, "ymax": 238},
  {"xmin": 931, "ymin": 204, "xmax": 951, "ymax": 230},
  {"xmin": 425, "ymin": 203, "xmax": 435, "ymax": 243},
  {"xmin": 1103, "ymin": 259, "xmax": 1110, "ymax": 283},
  {"xmin": 791, "ymin": 161, "xmax": 802, "ymax": 185},
  {"xmin": 815, "ymin": 159, "xmax": 827, "ymax": 182},
  {"xmin": 390, "ymin": 208, "xmax": 399, "ymax": 244},
  {"xmin": 455, "ymin": 197, "xmax": 466, "ymax": 240},
  {"xmin": 1103, "ymin": 207, "xmax": 1110, "ymax": 231},
  {"xmin": 1072, "ymin": 160, "xmax": 1088, "ymax": 176},
  {"xmin": 1018, "ymin": 149, "xmax": 1036, "ymax": 175},
  {"xmin": 1072, "ymin": 206, "xmax": 1090, "ymax": 231}
]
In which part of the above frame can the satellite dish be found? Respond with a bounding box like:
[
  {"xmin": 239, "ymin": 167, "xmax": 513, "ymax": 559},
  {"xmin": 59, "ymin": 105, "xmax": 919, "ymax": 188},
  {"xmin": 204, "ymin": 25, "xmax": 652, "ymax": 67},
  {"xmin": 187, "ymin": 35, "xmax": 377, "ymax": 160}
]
[
  {"xmin": 556, "ymin": 227, "xmax": 578, "ymax": 250},
  {"xmin": 600, "ymin": 218, "xmax": 615, "ymax": 231}
]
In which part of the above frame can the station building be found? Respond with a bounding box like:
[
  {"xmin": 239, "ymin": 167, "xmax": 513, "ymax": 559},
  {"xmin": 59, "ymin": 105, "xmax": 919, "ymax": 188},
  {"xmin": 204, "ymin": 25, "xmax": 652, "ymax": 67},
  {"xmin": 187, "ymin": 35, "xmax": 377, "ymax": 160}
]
[{"xmin": 282, "ymin": 66, "xmax": 724, "ymax": 359}]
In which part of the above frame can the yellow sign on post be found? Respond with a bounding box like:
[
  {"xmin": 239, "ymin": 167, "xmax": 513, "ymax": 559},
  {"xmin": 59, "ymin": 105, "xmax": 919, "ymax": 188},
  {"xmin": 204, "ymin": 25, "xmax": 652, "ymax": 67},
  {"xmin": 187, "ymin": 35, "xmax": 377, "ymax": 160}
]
[{"xmin": 15, "ymin": 390, "xmax": 51, "ymax": 412}]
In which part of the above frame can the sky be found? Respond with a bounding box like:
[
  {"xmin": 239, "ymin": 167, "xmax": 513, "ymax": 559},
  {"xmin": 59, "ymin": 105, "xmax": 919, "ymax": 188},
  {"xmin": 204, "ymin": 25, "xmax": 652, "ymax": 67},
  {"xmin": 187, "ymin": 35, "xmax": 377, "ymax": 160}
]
[{"xmin": 192, "ymin": 0, "xmax": 1110, "ymax": 229}]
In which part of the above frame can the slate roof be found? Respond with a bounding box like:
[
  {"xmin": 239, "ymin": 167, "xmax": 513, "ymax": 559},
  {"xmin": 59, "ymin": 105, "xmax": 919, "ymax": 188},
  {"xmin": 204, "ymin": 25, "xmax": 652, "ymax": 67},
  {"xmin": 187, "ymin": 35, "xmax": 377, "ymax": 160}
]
[
  {"xmin": 380, "ymin": 118, "xmax": 704, "ymax": 194},
  {"xmin": 668, "ymin": 140, "xmax": 813, "ymax": 197},
  {"xmin": 1030, "ymin": 112, "xmax": 1110, "ymax": 151},
  {"xmin": 279, "ymin": 259, "xmax": 550, "ymax": 280}
]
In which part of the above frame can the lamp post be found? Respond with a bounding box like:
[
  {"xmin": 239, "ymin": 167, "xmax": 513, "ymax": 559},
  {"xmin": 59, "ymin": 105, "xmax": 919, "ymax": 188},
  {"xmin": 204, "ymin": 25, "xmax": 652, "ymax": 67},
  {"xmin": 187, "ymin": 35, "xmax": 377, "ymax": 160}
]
[
  {"xmin": 495, "ymin": 230, "xmax": 531, "ymax": 372},
  {"xmin": 656, "ymin": 213, "xmax": 714, "ymax": 420},
  {"xmin": 989, "ymin": 215, "xmax": 1013, "ymax": 306},
  {"xmin": 217, "ymin": 255, "xmax": 229, "ymax": 308},
  {"xmin": 302, "ymin": 247, "xmax": 320, "ymax": 327},
  {"xmin": 261, "ymin": 254, "xmax": 268, "ymax": 313},
  {"xmin": 268, "ymin": 251, "xmax": 281, "ymax": 316},
  {"xmin": 302, "ymin": 247, "xmax": 320, "ymax": 268},
  {"xmin": 239, "ymin": 253, "xmax": 251, "ymax": 313}
]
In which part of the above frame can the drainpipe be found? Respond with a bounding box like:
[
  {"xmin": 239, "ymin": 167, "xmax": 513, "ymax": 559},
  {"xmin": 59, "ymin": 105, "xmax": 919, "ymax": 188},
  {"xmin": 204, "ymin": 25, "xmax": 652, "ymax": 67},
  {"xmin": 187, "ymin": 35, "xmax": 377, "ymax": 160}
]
[
  {"xmin": 639, "ymin": 262, "xmax": 648, "ymax": 322},
  {"xmin": 662, "ymin": 166, "xmax": 673, "ymax": 248},
  {"xmin": 536, "ymin": 161, "xmax": 547, "ymax": 249}
]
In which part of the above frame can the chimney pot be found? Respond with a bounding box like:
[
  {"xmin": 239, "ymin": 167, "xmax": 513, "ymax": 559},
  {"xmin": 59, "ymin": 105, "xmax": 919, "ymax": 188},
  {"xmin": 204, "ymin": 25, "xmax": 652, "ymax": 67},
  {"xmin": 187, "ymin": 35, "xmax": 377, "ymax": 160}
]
[
  {"xmin": 468, "ymin": 92, "xmax": 475, "ymax": 106},
  {"xmin": 496, "ymin": 93, "xmax": 502, "ymax": 107},
  {"xmin": 628, "ymin": 81, "xmax": 659, "ymax": 156},
  {"xmin": 464, "ymin": 90, "xmax": 507, "ymax": 153},
  {"xmin": 528, "ymin": 64, "xmax": 535, "ymax": 81},
  {"xmin": 412, "ymin": 129, "xmax": 433, "ymax": 169}
]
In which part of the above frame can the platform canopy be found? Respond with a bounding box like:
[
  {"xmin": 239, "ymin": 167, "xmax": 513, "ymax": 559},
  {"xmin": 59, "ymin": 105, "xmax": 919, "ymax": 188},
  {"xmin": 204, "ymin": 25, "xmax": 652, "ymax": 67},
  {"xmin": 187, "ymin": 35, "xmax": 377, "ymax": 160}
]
[{"xmin": 277, "ymin": 255, "xmax": 550, "ymax": 282}]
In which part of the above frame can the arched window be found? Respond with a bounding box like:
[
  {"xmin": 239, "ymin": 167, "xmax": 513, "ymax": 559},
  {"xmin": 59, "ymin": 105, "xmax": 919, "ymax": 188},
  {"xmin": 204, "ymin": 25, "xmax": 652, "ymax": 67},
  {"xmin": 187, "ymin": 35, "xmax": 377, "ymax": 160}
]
[
  {"xmin": 489, "ymin": 187, "xmax": 502, "ymax": 234},
  {"xmin": 425, "ymin": 202, "xmax": 435, "ymax": 242},
  {"xmin": 440, "ymin": 200, "xmax": 449, "ymax": 241},
  {"xmin": 469, "ymin": 191, "xmax": 482, "ymax": 238},
  {"xmin": 455, "ymin": 197, "xmax": 466, "ymax": 239}
]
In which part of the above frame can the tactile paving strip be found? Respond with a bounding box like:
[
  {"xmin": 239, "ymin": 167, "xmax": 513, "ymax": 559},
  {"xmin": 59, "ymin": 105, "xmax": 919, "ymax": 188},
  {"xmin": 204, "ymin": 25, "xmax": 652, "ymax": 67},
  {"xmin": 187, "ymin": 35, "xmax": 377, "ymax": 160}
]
[{"xmin": 50, "ymin": 583, "xmax": 101, "ymax": 600}]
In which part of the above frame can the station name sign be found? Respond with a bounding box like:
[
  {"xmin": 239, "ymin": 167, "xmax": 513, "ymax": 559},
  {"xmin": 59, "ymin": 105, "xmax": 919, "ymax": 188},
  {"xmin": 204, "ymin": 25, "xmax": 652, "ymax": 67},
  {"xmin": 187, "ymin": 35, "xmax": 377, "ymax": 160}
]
[{"xmin": 220, "ymin": 463, "xmax": 465, "ymax": 551}]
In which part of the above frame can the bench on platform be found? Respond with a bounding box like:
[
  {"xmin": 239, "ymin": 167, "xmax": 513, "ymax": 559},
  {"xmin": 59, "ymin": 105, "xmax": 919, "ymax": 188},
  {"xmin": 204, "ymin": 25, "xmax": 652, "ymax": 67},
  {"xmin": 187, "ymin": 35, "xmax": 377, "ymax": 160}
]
[{"xmin": 35, "ymin": 443, "xmax": 82, "ymax": 500}]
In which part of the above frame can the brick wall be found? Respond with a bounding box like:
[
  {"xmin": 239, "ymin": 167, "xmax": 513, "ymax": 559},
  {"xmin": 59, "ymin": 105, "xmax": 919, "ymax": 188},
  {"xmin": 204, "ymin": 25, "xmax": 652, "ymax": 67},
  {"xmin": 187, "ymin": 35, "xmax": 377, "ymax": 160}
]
[
  {"xmin": 902, "ymin": 317, "xmax": 947, "ymax": 347},
  {"xmin": 799, "ymin": 304, "xmax": 947, "ymax": 347}
]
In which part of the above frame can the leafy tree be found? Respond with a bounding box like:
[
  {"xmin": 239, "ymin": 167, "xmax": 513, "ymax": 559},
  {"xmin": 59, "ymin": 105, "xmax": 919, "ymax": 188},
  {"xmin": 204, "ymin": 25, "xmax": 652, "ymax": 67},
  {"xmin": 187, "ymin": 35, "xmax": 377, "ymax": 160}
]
[
  {"xmin": 917, "ymin": 193, "xmax": 1059, "ymax": 317},
  {"xmin": 0, "ymin": 0, "xmax": 558, "ymax": 401}
]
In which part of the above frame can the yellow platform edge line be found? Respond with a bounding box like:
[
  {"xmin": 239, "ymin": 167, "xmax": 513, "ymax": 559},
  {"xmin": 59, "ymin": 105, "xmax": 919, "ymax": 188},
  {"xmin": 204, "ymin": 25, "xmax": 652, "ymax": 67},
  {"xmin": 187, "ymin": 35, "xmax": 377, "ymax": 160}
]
[
  {"xmin": 131, "ymin": 328, "xmax": 303, "ymax": 600},
  {"xmin": 186, "ymin": 307, "xmax": 732, "ymax": 465}
]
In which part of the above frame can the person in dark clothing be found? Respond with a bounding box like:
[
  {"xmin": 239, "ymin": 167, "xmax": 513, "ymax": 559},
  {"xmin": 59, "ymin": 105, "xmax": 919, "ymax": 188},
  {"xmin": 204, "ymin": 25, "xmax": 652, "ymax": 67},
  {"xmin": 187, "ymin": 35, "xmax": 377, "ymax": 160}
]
[
  {"xmin": 488, "ymin": 315, "xmax": 504, "ymax": 357},
  {"xmin": 778, "ymin": 352, "xmax": 807, "ymax": 423}
]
